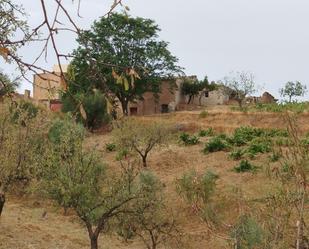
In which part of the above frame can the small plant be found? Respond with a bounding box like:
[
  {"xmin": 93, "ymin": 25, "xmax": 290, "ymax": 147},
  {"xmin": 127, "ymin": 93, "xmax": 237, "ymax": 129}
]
[
  {"xmin": 199, "ymin": 110, "xmax": 208, "ymax": 118},
  {"xmin": 229, "ymin": 149, "xmax": 245, "ymax": 161},
  {"xmin": 246, "ymin": 137, "xmax": 272, "ymax": 156},
  {"xmin": 204, "ymin": 136, "xmax": 229, "ymax": 154},
  {"xmin": 269, "ymin": 151, "xmax": 281, "ymax": 162},
  {"xmin": 176, "ymin": 169, "xmax": 219, "ymax": 207},
  {"xmin": 231, "ymin": 215, "xmax": 265, "ymax": 249},
  {"xmin": 106, "ymin": 143, "xmax": 116, "ymax": 152},
  {"xmin": 234, "ymin": 160, "xmax": 257, "ymax": 173},
  {"xmin": 180, "ymin": 132, "xmax": 199, "ymax": 145},
  {"xmin": 198, "ymin": 128, "xmax": 214, "ymax": 137}
]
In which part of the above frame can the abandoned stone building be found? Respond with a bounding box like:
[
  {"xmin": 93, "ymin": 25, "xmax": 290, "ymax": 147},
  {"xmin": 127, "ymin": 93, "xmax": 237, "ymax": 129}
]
[{"xmin": 33, "ymin": 65, "xmax": 67, "ymax": 111}]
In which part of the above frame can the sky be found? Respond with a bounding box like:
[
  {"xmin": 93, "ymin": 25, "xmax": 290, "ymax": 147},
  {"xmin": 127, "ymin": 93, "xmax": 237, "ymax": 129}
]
[{"xmin": 3, "ymin": 0, "xmax": 309, "ymax": 100}]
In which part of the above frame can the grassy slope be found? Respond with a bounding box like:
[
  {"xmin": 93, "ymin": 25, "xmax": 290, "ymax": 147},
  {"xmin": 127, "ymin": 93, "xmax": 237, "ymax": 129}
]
[{"xmin": 1, "ymin": 108, "xmax": 307, "ymax": 249}]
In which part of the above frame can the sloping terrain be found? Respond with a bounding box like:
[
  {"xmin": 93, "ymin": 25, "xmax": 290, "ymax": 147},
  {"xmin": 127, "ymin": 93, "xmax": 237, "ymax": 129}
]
[{"xmin": 1, "ymin": 108, "xmax": 308, "ymax": 249}]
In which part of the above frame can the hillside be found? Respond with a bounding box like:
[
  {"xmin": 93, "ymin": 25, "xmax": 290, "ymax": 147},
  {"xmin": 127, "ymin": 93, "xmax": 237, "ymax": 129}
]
[{"xmin": 1, "ymin": 108, "xmax": 308, "ymax": 249}]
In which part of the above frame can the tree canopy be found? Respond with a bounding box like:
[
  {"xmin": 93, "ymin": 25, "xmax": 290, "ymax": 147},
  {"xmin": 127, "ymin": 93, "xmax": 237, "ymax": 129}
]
[
  {"xmin": 63, "ymin": 13, "xmax": 182, "ymax": 117},
  {"xmin": 280, "ymin": 81, "xmax": 307, "ymax": 102}
]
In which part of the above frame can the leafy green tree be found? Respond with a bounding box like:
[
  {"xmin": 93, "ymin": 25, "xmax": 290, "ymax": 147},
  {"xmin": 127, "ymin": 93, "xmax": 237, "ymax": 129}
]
[
  {"xmin": 112, "ymin": 118, "xmax": 171, "ymax": 167},
  {"xmin": 64, "ymin": 13, "xmax": 181, "ymax": 116},
  {"xmin": 280, "ymin": 81, "xmax": 307, "ymax": 102},
  {"xmin": 181, "ymin": 76, "xmax": 217, "ymax": 104},
  {"xmin": 43, "ymin": 118, "xmax": 169, "ymax": 249}
]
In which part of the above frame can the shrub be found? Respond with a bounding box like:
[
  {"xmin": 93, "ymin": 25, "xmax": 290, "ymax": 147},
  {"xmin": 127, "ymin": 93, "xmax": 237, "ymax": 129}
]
[
  {"xmin": 179, "ymin": 132, "xmax": 199, "ymax": 145},
  {"xmin": 198, "ymin": 128, "xmax": 214, "ymax": 137},
  {"xmin": 246, "ymin": 137, "xmax": 272, "ymax": 155},
  {"xmin": 231, "ymin": 215, "xmax": 264, "ymax": 249},
  {"xmin": 269, "ymin": 151, "xmax": 281, "ymax": 162},
  {"xmin": 234, "ymin": 160, "xmax": 257, "ymax": 173},
  {"xmin": 106, "ymin": 143, "xmax": 116, "ymax": 152},
  {"xmin": 62, "ymin": 91, "xmax": 110, "ymax": 130},
  {"xmin": 176, "ymin": 169, "xmax": 218, "ymax": 207},
  {"xmin": 204, "ymin": 136, "xmax": 229, "ymax": 154},
  {"xmin": 229, "ymin": 149, "xmax": 245, "ymax": 161},
  {"xmin": 199, "ymin": 110, "xmax": 208, "ymax": 118}
]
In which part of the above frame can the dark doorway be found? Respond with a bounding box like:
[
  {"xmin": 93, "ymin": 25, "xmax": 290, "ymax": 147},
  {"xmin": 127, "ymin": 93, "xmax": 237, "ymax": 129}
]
[
  {"xmin": 161, "ymin": 104, "xmax": 169, "ymax": 113},
  {"xmin": 130, "ymin": 107, "xmax": 138, "ymax": 116}
]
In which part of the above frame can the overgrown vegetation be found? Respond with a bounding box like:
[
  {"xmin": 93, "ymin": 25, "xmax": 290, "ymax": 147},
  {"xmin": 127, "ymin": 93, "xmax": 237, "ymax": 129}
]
[{"xmin": 179, "ymin": 132, "xmax": 199, "ymax": 145}]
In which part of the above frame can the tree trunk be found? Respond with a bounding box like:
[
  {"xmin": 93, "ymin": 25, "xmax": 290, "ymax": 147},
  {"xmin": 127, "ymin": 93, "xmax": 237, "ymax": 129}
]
[
  {"xmin": 142, "ymin": 155, "xmax": 147, "ymax": 168},
  {"xmin": 0, "ymin": 192, "xmax": 5, "ymax": 216},
  {"xmin": 121, "ymin": 100, "xmax": 129, "ymax": 116},
  {"xmin": 90, "ymin": 235, "xmax": 98, "ymax": 249},
  {"xmin": 187, "ymin": 95, "xmax": 192, "ymax": 104},
  {"xmin": 237, "ymin": 99, "xmax": 243, "ymax": 108}
]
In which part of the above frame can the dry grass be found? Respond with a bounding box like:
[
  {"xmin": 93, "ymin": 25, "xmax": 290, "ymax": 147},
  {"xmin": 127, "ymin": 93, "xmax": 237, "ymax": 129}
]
[{"xmin": 1, "ymin": 108, "xmax": 309, "ymax": 249}]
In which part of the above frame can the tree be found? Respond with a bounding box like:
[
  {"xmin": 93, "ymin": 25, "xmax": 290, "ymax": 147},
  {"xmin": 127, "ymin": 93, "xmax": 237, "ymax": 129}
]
[
  {"xmin": 64, "ymin": 13, "xmax": 181, "ymax": 116},
  {"xmin": 0, "ymin": 100, "xmax": 46, "ymax": 216},
  {"xmin": 181, "ymin": 76, "xmax": 217, "ymax": 104},
  {"xmin": 223, "ymin": 71, "xmax": 256, "ymax": 108},
  {"xmin": 119, "ymin": 171, "xmax": 180, "ymax": 249},
  {"xmin": 112, "ymin": 118, "xmax": 171, "ymax": 167},
  {"xmin": 280, "ymin": 81, "xmax": 307, "ymax": 102},
  {"xmin": 42, "ymin": 118, "xmax": 160, "ymax": 249},
  {"xmin": 0, "ymin": 72, "xmax": 19, "ymax": 99}
]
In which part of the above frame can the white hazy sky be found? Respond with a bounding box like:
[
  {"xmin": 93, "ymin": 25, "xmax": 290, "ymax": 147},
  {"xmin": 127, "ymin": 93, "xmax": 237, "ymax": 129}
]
[{"xmin": 3, "ymin": 0, "xmax": 309, "ymax": 99}]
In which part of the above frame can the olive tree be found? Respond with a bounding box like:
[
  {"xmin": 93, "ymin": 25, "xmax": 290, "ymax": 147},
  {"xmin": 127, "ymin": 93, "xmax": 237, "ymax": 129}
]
[
  {"xmin": 42, "ymin": 118, "xmax": 159, "ymax": 249},
  {"xmin": 112, "ymin": 118, "xmax": 171, "ymax": 167},
  {"xmin": 280, "ymin": 81, "xmax": 307, "ymax": 102},
  {"xmin": 223, "ymin": 71, "xmax": 256, "ymax": 108},
  {"xmin": 0, "ymin": 101, "xmax": 46, "ymax": 216}
]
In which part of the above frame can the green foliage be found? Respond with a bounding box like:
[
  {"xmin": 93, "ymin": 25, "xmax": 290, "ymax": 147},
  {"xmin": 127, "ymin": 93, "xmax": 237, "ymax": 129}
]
[
  {"xmin": 229, "ymin": 149, "xmax": 245, "ymax": 161},
  {"xmin": 0, "ymin": 101, "xmax": 46, "ymax": 215},
  {"xmin": 246, "ymin": 137, "xmax": 272, "ymax": 156},
  {"xmin": 199, "ymin": 110, "xmax": 209, "ymax": 118},
  {"xmin": 68, "ymin": 13, "xmax": 181, "ymax": 115},
  {"xmin": 234, "ymin": 160, "xmax": 257, "ymax": 173},
  {"xmin": 179, "ymin": 132, "xmax": 199, "ymax": 145},
  {"xmin": 198, "ymin": 128, "xmax": 214, "ymax": 137},
  {"xmin": 0, "ymin": 71, "xmax": 19, "ymax": 98},
  {"xmin": 113, "ymin": 119, "xmax": 171, "ymax": 167},
  {"xmin": 231, "ymin": 215, "xmax": 265, "ymax": 249},
  {"xmin": 269, "ymin": 151, "xmax": 281, "ymax": 162},
  {"xmin": 244, "ymin": 102, "xmax": 309, "ymax": 113},
  {"xmin": 62, "ymin": 91, "xmax": 110, "ymax": 130},
  {"xmin": 106, "ymin": 143, "xmax": 116, "ymax": 152},
  {"xmin": 48, "ymin": 116, "xmax": 85, "ymax": 156},
  {"xmin": 280, "ymin": 81, "xmax": 307, "ymax": 102},
  {"xmin": 204, "ymin": 136, "xmax": 229, "ymax": 153},
  {"xmin": 176, "ymin": 169, "xmax": 218, "ymax": 207}
]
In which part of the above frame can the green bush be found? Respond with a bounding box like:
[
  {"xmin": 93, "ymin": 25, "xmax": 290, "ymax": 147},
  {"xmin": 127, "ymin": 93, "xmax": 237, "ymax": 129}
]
[
  {"xmin": 106, "ymin": 143, "xmax": 116, "ymax": 152},
  {"xmin": 198, "ymin": 128, "xmax": 214, "ymax": 137},
  {"xmin": 176, "ymin": 169, "xmax": 218, "ymax": 206},
  {"xmin": 62, "ymin": 91, "xmax": 110, "ymax": 130},
  {"xmin": 180, "ymin": 133, "xmax": 199, "ymax": 145},
  {"xmin": 234, "ymin": 160, "xmax": 257, "ymax": 173},
  {"xmin": 231, "ymin": 215, "xmax": 264, "ymax": 249},
  {"xmin": 199, "ymin": 110, "xmax": 208, "ymax": 118},
  {"xmin": 229, "ymin": 149, "xmax": 245, "ymax": 161},
  {"xmin": 204, "ymin": 136, "xmax": 229, "ymax": 154},
  {"xmin": 246, "ymin": 137, "xmax": 272, "ymax": 155}
]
